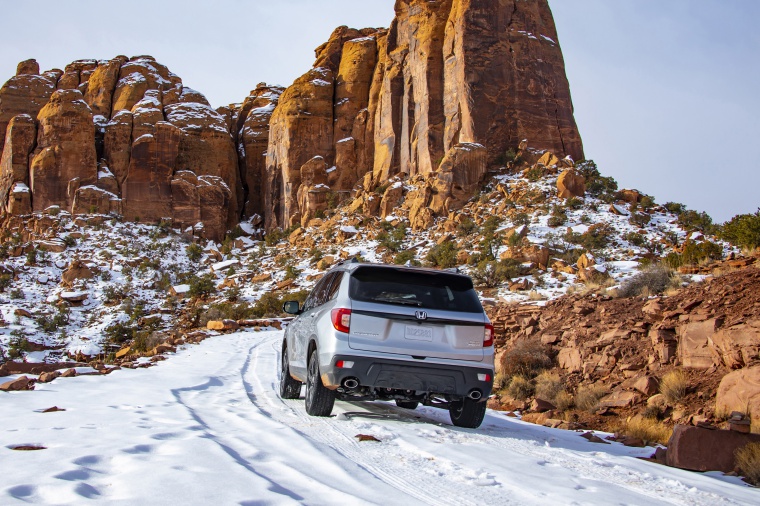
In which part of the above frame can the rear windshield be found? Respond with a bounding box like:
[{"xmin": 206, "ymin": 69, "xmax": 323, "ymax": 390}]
[{"xmin": 349, "ymin": 266, "xmax": 483, "ymax": 313}]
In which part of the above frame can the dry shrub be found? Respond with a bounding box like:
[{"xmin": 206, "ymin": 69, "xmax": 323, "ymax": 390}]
[
  {"xmin": 660, "ymin": 370, "xmax": 688, "ymax": 404},
  {"xmin": 493, "ymin": 373, "xmax": 509, "ymax": 392},
  {"xmin": 553, "ymin": 390, "xmax": 574, "ymax": 411},
  {"xmin": 641, "ymin": 404, "xmax": 664, "ymax": 421},
  {"xmin": 501, "ymin": 338, "xmax": 552, "ymax": 379},
  {"xmin": 736, "ymin": 442, "xmax": 760, "ymax": 485},
  {"xmin": 575, "ymin": 385, "xmax": 608, "ymax": 412},
  {"xmin": 618, "ymin": 264, "xmax": 676, "ymax": 298},
  {"xmin": 535, "ymin": 371, "xmax": 563, "ymax": 401},
  {"xmin": 622, "ymin": 416, "xmax": 672, "ymax": 446},
  {"xmin": 507, "ymin": 375, "xmax": 534, "ymax": 400}
]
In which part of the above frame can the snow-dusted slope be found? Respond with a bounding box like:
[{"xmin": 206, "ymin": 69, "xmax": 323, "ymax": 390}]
[{"xmin": 1, "ymin": 330, "xmax": 755, "ymax": 505}]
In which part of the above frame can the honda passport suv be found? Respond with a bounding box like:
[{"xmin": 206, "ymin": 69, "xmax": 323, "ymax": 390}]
[{"xmin": 279, "ymin": 261, "xmax": 494, "ymax": 428}]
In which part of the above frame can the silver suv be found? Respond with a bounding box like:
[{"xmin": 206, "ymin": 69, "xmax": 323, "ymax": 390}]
[{"xmin": 280, "ymin": 261, "xmax": 494, "ymax": 428}]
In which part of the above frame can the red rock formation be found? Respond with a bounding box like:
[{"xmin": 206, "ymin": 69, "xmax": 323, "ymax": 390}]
[
  {"xmin": 30, "ymin": 89, "xmax": 97, "ymax": 212},
  {"xmin": 236, "ymin": 84, "xmax": 283, "ymax": 219},
  {"xmin": 0, "ymin": 114, "xmax": 36, "ymax": 212},
  {"xmin": 0, "ymin": 56, "xmax": 240, "ymax": 240},
  {"xmin": 265, "ymin": 0, "xmax": 583, "ymax": 229},
  {"xmin": 0, "ymin": 0, "xmax": 584, "ymax": 237},
  {"xmin": 0, "ymin": 59, "xmax": 55, "ymax": 156},
  {"xmin": 265, "ymin": 66, "xmax": 337, "ymax": 229}
]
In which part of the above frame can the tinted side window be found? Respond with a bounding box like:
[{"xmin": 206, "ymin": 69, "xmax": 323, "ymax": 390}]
[
  {"xmin": 304, "ymin": 274, "xmax": 331, "ymax": 311},
  {"xmin": 305, "ymin": 272, "xmax": 335, "ymax": 311},
  {"xmin": 349, "ymin": 266, "xmax": 482, "ymax": 313},
  {"xmin": 327, "ymin": 272, "xmax": 344, "ymax": 301}
]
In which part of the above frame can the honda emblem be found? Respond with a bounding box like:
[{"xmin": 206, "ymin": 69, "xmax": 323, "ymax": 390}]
[{"xmin": 415, "ymin": 311, "xmax": 428, "ymax": 321}]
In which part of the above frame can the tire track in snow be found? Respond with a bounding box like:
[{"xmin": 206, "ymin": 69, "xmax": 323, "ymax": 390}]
[
  {"xmin": 244, "ymin": 333, "xmax": 749, "ymax": 506},
  {"xmin": 243, "ymin": 334, "xmax": 521, "ymax": 506},
  {"xmin": 172, "ymin": 334, "xmax": 412, "ymax": 505}
]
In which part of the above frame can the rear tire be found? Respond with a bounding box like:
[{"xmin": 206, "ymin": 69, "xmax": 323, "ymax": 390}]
[
  {"xmin": 449, "ymin": 398, "xmax": 487, "ymax": 428},
  {"xmin": 395, "ymin": 400, "xmax": 419, "ymax": 410},
  {"xmin": 279, "ymin": 344, "xmax": 302, "ymax": 399},
  {"xmin": 305, "ymin": 348, "xmax": 335, "ymax": 416}
]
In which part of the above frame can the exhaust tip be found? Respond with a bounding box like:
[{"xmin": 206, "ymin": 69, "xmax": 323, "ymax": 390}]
[
  {"xmin": 342, "ymin": 378, "xmax": 359, "ymax": 389},
  {"xmin": 467, "ymin": 389, "xmax": 482, "ymax": 400}
]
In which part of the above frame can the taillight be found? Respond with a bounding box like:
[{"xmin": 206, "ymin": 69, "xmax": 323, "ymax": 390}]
[
  {"xmin": 331, "ymin": 308, "xmax": 351, "ymax": 333},
  {"xmin": 484, "ymin": 323, "xmax": 494, "ymax": 347}
]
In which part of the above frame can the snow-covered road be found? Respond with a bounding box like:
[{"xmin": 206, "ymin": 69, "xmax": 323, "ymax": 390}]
[{"xmin": 1, "ymin": 330, "xmax": 756, "ymax": 505}]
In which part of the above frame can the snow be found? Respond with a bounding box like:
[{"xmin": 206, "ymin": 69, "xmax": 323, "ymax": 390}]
[
  {"xmin": 210, "ymin": 259, "xmax": 239, "ymax": 272},
  {"xmin": 12, "ymin": 183, "xmax": 30, "ymax": 193},
  {"xmin": 540, "ymin": 34, "xmax": 557, "ymax": 44},
  {"xmin": 0, "ymin": 331, "xmax": 755, "ymax": 505},
  {"xmin": 171, "ymin": 284, "xmax": 190, "ymax": 294},
  {"xmin": 238, "ymin": 222, "xmax": 257, "ymax": 235},
  {"xmin": 340, "ymin": 225, "xmax": 358, "ymax": 234}
]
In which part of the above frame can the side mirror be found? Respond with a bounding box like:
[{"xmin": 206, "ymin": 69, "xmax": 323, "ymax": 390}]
[{"xmin": 282, "ymin": 300, "xmax": 301, "ymax": 315}]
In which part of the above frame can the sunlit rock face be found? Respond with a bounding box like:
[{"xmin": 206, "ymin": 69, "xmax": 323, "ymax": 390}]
[{"xmin": 265, "ymin": 0, "xmax": 583, "ymax": 229}]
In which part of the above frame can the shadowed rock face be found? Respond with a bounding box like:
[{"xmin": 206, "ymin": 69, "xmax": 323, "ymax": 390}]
[{"xmin": 0, "ymin": 0, "xmax": 582, "ymax": 237}]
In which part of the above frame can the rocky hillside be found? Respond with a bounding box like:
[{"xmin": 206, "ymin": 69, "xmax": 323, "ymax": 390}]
[{"xmin": 0, "ymin": 0, "xmax": 580, "ymax": 240}]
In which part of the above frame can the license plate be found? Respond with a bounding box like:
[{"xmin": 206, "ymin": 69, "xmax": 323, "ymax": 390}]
[{"xmin": 405, "ymin": 325, "xmax": 433, "ymax": 342}]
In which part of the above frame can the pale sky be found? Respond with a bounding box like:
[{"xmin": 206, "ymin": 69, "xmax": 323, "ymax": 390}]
[{"xmin": 1, "ymin": 0, "xmax": 757, "ymax": 222}]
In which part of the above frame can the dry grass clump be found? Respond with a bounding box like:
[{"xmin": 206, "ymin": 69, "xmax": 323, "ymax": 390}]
[
  {"xmin": 493, "ymin": 373, "xmax": 509, "ymax": 392},
  {"xmin": 660, "ymin": 370, "xmax": 688, "ymax": 405},
  {"xmin": 501, "ymin": 338, "xmax": 552, "ymax": 379},
  {"xmin": 736, "ymin": 442, "xmax": 760, "ymax": 485},
  {"xmin": 507, "ymin": 375, "xmax": 534, "ymax": 400},
  {"xmin": 622, "ymin": 416, "xmax": 672, "ymax": 446},
  {"xmin": 575, "ymin": 385, "xmax": 608, "ymax": 412},
  {"xmin": 641, "ymin": 403, "xmax": 664, "ymax": 421},
  {"xmin": 553, "ymin": 390, "xmax": 574, "ymax": 411},
  {"xmin": 535, "ymin": 371, "xmax": 564, "ymax": 401},
  {"xmin": 617, "ymin": 264, "xmax": 680, "ymax": 298}
]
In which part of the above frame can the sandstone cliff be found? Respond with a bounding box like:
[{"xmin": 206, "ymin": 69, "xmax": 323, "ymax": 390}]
[
  {"xmin": 0, "ymin": 56, "xmax": 285, "ymax": 240},
  {"xmin": 0, "ymin": 0, "xmax": 582, "ymax": 238},
  {"xmin": 266, "ymin": 0, "xmax": 583, "ymax": 229}
]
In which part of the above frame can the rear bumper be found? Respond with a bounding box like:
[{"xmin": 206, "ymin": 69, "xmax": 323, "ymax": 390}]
[{"xmin": 324, "ymin": 354, "xmax": 493, "ymax": 398}]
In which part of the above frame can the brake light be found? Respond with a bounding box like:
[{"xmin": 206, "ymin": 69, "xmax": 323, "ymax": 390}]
[
  {"xmin": 484, "ymin": 323, "xmax": 494, "ymax": 347},
  {"xmin": 331, "ymin": 308, "xmax": 351, "ymax": 333}
]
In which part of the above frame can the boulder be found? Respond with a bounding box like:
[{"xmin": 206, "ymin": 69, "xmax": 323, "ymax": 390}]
[
  {"xmin": 558, "ymin": 348, "xmax": 582, "ymax": 373},
  {"xmin": 632, "ymin": 376, "xmax": 660, "ymax": 397},
  {"xmin": 557, "ymin": 169, "xmax": 585, "ymax": 199},
  {"xmin": 678, "ymin": 319, "xmax": 720, "ymax": 369},
  {"xmin": 61, "ymin": 260, "xmax": 95, "ymax": 284},
  {"xmin": 38, "ymin": 371, "xmax": 60, "ymax": 383},
  {"xmin": 716, "ymin": 366, "xmax": 760, "ymax": 432},
  {"xmin": 665, "ymin": 424, "xmax": 760, "ymax": 472},
  {"xmin": 16, "ymin": 59, "xmax": 40, "ymax": 76},
  {"xmin": 710, "ymin": 322, "xmax": 760, "ymax": 369},
  {"xmin": 0, "ymin": 375, "xmax": 34, "ymax": 391},
  {"xmin": 599, "ymin": 390, "xmax": 639, "ymax": 408},
  {"xmin": 530, "ymin": 398, "xmax": 556, "ymax": 413},
  {"xmin": 429, "ymin": 143, "xmax": 487, "ymax": 214},
  {"xmin": 207, "ymin": 319, "xmax": 240, "ymax": 331}
]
